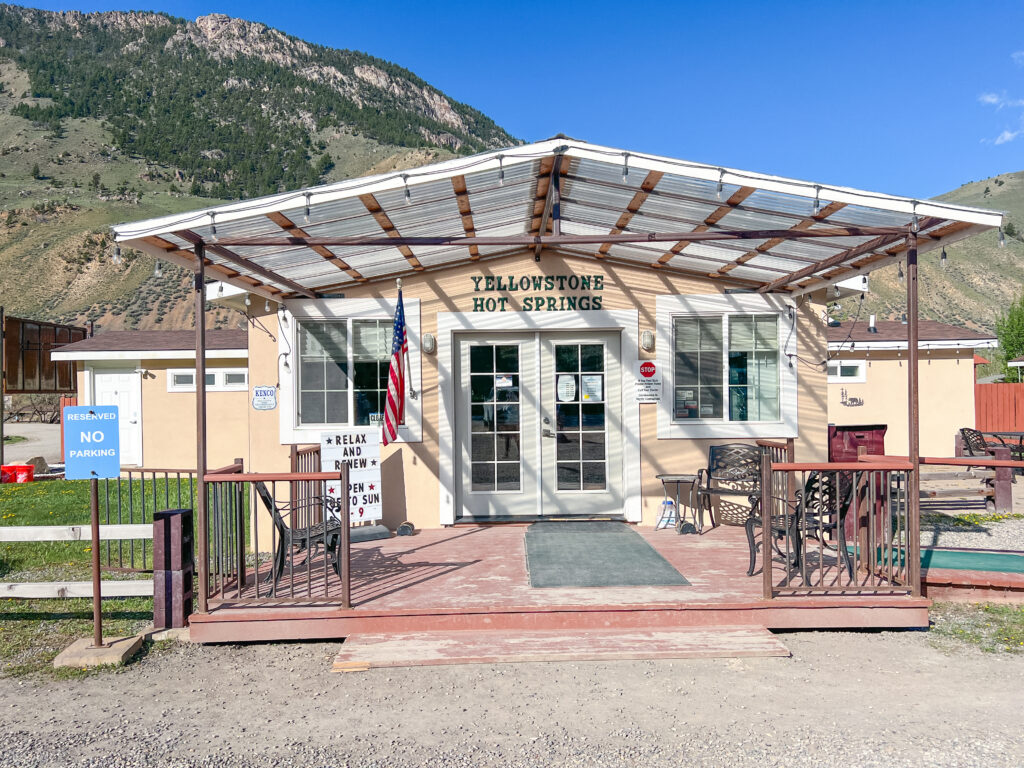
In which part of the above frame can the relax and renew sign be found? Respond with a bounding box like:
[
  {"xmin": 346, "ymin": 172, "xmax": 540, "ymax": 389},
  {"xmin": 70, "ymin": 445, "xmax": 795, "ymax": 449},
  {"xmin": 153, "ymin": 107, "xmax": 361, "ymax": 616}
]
[
  {"xmin": 63, "ymin": 405, "xmax": 120, "ymax": 480},
  {"xmin": 320, "ymin": 428, "xmax": 382, "ymax": 523}
]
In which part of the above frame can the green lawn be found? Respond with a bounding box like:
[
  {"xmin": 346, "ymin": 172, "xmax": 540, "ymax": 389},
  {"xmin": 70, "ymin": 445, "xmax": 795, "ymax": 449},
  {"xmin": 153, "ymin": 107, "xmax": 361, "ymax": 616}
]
[
  {"xmin": 2, "ymin": 435, "xmax": 26, "ymax": 445},
  {"xmin": 930, "ymin": 602, "xmax": 1024, "ymax": 654},
  {"xmin": 0, "ymin": 478, "xmax": 199, "ymax": 677}
]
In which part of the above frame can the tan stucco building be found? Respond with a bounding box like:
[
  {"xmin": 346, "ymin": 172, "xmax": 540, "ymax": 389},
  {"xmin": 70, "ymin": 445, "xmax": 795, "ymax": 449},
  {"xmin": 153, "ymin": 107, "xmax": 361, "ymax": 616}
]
[{"xmin": 826, "ymin": 319, "xmax": 996, "ymax": 457}]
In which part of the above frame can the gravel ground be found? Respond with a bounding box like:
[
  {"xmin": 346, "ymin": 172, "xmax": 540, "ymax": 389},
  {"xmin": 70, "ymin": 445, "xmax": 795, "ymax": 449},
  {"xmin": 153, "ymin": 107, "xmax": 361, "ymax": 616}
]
[
  {"xmin": 1, "ymin": 630, "xmax": 1022, "ymax": 767},
  {"xmin": 919, "ymin": 473, "xmax": 1024, "ymax": 550}
]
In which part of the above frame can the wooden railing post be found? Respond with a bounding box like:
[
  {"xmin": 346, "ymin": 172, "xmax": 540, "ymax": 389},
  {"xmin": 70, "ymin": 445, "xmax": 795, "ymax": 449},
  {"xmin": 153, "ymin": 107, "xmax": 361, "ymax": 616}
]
[{"xmin": 991, "ymin": 445, "xmax": 1013, "ymax": 514}]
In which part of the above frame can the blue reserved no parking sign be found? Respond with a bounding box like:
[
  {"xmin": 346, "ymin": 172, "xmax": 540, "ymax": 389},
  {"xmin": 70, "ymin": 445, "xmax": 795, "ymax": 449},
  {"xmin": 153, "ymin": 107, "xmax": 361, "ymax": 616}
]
[{"xmin": 64, "ymin": 405, "xmax": 120, "ymax": 480}]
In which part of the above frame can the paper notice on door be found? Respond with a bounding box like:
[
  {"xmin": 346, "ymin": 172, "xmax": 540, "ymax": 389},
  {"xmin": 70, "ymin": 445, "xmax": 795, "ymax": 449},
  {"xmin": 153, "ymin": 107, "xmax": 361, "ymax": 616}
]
[
  {"xmin": 495, "ymin": 375, "xmax": 513, "ymax": 388},
  {"xmin": 580, "ymin": 374, "xmax": 602, "ymax": 401},
  {"xmin": 556, "ymin": 374, "xmax": 577, "ymax": 402}
]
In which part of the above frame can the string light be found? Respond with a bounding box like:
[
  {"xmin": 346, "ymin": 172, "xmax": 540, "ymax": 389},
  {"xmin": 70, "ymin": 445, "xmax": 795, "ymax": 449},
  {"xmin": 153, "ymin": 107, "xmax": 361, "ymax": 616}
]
[
  {"xmin": 304, "ymin": 193, "xmax": 311, "ymax": 225},
  {"xmin": 244, "ymin": 294, "xmax": 251, "ymax": 307},
  {"xmin": 716, "ymin": 169, "xmax": 724, "ymax": 201},
  {"xmin": 217, "ymin": 282, "xmax": 224, "ymax": 296},
  {"xmin": 812, "ymin": 185, "xmax": 821, "ymax": 216},
  {"xmin": 402, "ymin": 174, "xmax": 411, "ymax": 204},
  {"xmin": 999, "ymin": 227, "xmax": 1006, "ymax": 248},
  {"xmin": 897, "ymin": 261, "xmax": 905, "ymax": 284},
  {"xmin": 153, "ymin": 261, "xmax": 162, "ymax": 278},
  {"xmin": 622, "ymin": 152, "xmax": 629, "ymax": 181},
  {"xmin": 497, "ymin": 155, "xmax": 505, "ymax": 185},
  {"xmin": 910, "ymin": 202, "xmax": 919, "ymax": 232},
  {"xmin": 209, "ymin": 212, "xmax": 217, "ymax": 242},
  {"xmin": 264, "ymin": 299, "xmax": 271, "ymax": 313},
  {"xmin": 940, "ymin": 245, "xmax": 948, "ymax": 269},
  {"xmin": 112, "ymin": 245, "xmax": 121, "ymax": 265}
]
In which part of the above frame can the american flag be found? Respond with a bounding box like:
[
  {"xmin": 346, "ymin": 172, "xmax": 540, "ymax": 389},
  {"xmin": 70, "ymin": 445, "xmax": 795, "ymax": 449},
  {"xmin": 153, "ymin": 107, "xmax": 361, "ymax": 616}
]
[{"xmin": 382, "ymin": 290, "xmax": 407, "ymax": 446}]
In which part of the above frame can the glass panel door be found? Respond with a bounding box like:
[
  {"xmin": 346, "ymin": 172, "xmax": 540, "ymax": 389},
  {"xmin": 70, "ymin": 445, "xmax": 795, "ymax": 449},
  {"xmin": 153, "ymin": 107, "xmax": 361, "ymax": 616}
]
[{"xmin": 540, "ymin": 332, "xmax": 622, "ymax": 517}]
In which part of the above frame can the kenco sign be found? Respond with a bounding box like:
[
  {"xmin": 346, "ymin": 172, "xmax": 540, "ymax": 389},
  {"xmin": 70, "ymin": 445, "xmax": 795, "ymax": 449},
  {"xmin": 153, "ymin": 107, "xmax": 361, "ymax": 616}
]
[
  {"xmin": 469, "ymin": 273, "xmax": 605, "ymax": 312},
  {"xmin": 633, "ymin": 360, "xmax": 662, "ymax": 403}
]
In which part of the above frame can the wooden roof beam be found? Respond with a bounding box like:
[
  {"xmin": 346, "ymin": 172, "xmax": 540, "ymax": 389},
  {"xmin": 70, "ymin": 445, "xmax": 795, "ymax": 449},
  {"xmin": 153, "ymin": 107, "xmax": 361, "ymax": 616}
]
[
  {"xmin": 142, "ymin": 236, "xmax": 280, "ymax": 296},
  {"xmin": 358, "ymin": 194, "xmax": 423, "ymax": 271},
  {"xmin": 265, "ymin": 212, "xmax": 365, "ymax": 282},
  {"xmin": 596, "ymin": 170, "xmax": 664, "ymax": 258},
  {"xmin": 757, "ymin": 218, "xmax": 940, "ymax": 293},
  {"xmin": 654, "ymin": 186, "xmax": 756, "ymax": 267},
  {"xmin": 716, "ymin": 201, "xmax": 848, "ymax": 275},
  {"xmin": 533, "ymin": 153, "xmax": 566, "ymax": 260},
  {"xmin": 175, "ymin": 229, "xmax": 316, "ymax": 299},
  {"xmin": 451, "ymin": 175, "xmax": 480, "ymax": 261}
]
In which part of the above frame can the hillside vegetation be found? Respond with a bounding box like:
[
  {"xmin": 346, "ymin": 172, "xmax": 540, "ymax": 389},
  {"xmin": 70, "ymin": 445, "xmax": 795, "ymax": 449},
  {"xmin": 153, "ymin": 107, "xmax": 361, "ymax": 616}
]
[{"xmin": 0, "ymin": 5, "xmax": 516, "ymax": 331}]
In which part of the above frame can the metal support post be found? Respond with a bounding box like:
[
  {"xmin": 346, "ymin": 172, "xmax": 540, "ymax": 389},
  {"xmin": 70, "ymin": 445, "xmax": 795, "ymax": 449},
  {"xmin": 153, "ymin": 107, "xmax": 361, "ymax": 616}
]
[
  {"xmin": 89, "ymin": 477, "xmax": 105, "ymax": 648},
  {"xmin": 194, "ymin": 246, "xmax": 210, "ymax": 614},
  {"xmin": 905, "ymin": 230, "xmax": 922, "ymax": 596}
]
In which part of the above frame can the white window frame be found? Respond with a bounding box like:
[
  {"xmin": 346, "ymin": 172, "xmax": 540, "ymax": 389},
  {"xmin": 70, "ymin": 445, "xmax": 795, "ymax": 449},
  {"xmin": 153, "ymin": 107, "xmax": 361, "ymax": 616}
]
[
  {"xmin": 826, "ymin": 359, "xmax": 866, "ymax": 384},
  {"xmin": 656, "ymin": 294, "xmax": 798, "ymax": 439},
  {"xmin": 278, "ymin": 298, "xmax": 422, "ymax": 444},
  {"xmin": 167, "ymin": 367, "xmax": 248, "ymax": 392}
]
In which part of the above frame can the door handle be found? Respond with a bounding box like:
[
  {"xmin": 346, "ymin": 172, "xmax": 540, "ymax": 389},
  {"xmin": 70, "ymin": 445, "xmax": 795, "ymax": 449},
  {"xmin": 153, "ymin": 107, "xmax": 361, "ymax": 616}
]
[{"xmin": 542, "ymin": 428, "xmax": 556, "ymax": 438}]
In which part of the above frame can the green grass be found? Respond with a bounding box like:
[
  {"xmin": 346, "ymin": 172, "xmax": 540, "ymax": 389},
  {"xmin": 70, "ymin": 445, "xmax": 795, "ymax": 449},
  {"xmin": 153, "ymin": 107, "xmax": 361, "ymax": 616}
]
[
  {"xmin": 921, "ymin": 511, "xmax": 1024, "ymax": 527},
  {"xmin": 930, "ymin": 602, "xmax": 1024, "ymax": 653},
  {"xmin": 2, "ymin": 435, "xmax": 26, "ymax": 446},
  {"xmin": 0, "ymin": 595, "xmax": 155, "ymax": 677}
]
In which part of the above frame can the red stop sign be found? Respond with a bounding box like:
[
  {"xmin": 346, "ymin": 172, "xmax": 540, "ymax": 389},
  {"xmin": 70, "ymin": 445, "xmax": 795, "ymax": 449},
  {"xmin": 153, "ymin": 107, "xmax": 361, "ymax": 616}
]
[{"xmin": 640, "ymin": 361, "xmax": 656, "ymax": 378}]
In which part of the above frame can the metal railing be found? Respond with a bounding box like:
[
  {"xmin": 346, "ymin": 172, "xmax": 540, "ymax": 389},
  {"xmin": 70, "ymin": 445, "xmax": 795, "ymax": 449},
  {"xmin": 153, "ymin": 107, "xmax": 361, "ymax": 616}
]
[
  {"xmin": 202, "ymin": 468, "xmax": 351, "ymax": 607},
  {"xmin": 759, "ymin": 455, "xmax": 917, "ymax": 598}
]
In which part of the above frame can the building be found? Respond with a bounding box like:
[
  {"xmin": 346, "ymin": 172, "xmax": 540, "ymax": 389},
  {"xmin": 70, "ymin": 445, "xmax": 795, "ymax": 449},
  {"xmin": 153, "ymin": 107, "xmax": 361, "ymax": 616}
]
[
  {"xmin": 826, "ymin": 319, "xmax": 996, "ymax": 456},
  {"xmin": 98, "ymin": 137, "xmax": 1004, "ymax": 533},
  {"xmin": 52, "ymin": 330, "xmax": 248, "ymax": 467}
]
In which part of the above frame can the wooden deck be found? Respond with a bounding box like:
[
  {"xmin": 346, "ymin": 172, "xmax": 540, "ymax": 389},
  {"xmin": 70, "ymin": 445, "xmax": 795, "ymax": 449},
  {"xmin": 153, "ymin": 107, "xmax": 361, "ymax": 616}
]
[{"xmin": 190, "ymin": 524, "xmax": 930, "ymax": 643}]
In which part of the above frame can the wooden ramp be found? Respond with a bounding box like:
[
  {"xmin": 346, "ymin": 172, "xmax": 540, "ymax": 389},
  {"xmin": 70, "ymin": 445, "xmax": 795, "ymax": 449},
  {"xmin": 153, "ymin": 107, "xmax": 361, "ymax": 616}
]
[{"xmin": 332, "ymin": 626, "xmax": 790, "ymax": 670}]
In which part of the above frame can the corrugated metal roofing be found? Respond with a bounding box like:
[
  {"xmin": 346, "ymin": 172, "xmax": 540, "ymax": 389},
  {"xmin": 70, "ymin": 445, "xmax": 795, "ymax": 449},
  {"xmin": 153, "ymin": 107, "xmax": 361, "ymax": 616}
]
[{"xmin": 112, "ymin": 137, "xmax": 1004, "ymax": 299}]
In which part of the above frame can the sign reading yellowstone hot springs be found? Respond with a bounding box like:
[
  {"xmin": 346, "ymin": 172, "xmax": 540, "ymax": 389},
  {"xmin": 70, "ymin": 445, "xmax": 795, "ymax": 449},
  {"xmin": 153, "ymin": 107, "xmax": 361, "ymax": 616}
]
[
  {"xmin": 470, "ymin": 274, "xmax": 605, "ymax": 312},
  {"xmin": 320, "ymin": 428, "xmax": 382, "ymax": 523}
]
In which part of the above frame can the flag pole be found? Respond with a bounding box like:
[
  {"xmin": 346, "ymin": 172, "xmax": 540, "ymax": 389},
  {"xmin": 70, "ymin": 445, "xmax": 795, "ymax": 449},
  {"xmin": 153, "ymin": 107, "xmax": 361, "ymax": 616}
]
[{"xmin": 397, "ymin": 278, "xmax": 416, "ymax": 399}]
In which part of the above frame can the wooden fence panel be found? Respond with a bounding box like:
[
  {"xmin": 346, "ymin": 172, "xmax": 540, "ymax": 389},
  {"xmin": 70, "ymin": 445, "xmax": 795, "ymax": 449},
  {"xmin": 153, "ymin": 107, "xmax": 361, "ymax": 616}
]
[{"xmin": 975, "ymin": 383, "xmax": 1024, "ymax": 431}]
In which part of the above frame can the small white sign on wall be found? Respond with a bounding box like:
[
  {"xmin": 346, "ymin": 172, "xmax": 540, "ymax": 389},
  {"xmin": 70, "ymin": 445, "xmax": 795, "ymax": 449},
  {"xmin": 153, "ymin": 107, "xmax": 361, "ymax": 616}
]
[
  {"xmin": 320, "ymin": 428, "xmax": 383, "ymax": 523},
  {"xmin": 633, "ymin": 360, "xmax": 663, "ymax": 403},
  {"xmin": 252, "ymin": 386, "xmax": 277, "ymax": 411}
]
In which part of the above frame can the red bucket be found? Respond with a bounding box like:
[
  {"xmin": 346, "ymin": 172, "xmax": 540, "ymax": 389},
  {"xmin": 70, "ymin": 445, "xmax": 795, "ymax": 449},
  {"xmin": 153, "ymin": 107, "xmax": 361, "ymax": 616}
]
[{"xmin": 1, "ymin": 465, "xmax": 34, "ymax": 483}]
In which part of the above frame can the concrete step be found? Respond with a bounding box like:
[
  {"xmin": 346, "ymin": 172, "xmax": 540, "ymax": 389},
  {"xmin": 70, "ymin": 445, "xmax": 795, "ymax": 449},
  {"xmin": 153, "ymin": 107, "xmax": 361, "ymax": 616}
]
[{"xmin": 332, "ymin": 625, "xmax": 790, "ymax": 670}]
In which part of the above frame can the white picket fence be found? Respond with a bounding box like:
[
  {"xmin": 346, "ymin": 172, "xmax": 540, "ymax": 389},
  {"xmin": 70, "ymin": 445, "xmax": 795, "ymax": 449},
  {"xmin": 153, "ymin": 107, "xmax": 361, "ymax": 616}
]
[{"xmin": 0, "ymin": 524, "xmax": 154, "ymax": 598}]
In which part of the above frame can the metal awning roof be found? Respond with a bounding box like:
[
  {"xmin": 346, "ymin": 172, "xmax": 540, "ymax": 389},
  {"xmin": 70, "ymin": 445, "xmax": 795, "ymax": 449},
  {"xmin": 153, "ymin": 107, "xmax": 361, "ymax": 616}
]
[{"xmin": 112, "ymin": 137, "xmax": 1004, "ymax": 300}]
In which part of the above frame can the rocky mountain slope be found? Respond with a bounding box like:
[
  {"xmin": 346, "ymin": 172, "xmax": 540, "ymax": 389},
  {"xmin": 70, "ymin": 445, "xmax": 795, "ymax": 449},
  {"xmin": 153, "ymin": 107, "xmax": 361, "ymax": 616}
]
[{"xmin": 0, "ymin": 5, "xmax": 517, "ymax": 331}]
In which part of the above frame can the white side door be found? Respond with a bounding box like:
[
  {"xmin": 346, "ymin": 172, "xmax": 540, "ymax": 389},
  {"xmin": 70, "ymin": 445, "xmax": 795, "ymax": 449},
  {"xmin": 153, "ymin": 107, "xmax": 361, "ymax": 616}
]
[{"xmin": 92, "ymin": 368, "xmax": 142, "ymax": 466}]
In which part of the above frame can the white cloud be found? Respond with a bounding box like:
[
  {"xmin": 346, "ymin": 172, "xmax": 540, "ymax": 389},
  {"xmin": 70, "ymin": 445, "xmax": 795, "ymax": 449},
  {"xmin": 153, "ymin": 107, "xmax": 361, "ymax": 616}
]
[
  {"xmin": 994, "ymin": 129, "xmax": 1021, "ymax": 145},
  {"xmin": 1012, "ymin": 51, "xmax": 1024, "ymax": 67},
  {"xmin": 979, "ymin": 92, "xmax": 1001, "ymax": 105}
]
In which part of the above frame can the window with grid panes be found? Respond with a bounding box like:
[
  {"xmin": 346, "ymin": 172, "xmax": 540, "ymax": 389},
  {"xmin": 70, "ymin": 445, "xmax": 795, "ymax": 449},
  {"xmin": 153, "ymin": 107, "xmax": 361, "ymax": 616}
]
[
  {"xmin": 673, "ymin": 314, "xmax": 780, "ymax": 422},
  {"xmin": 469, "ymin": 344, "xmax": 521, "ymax": 492},
  {"xmin": 297, "ymin": 319, "xmax": 399, "ymax": 427}
]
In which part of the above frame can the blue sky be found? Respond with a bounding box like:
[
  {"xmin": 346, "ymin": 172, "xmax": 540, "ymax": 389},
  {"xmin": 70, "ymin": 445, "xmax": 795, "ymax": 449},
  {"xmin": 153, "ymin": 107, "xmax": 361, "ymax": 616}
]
[{"xmin": 24, "ymin": 0, "xmax": 1024, "ymax": 198}]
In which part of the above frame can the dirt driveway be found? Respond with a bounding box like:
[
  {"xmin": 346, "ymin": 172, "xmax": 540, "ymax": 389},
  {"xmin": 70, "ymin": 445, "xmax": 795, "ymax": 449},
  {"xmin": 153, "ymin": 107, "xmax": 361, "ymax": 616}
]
[{"xmin": 1, "ymin": 630, "xmax": 1021, "ymax": 767}]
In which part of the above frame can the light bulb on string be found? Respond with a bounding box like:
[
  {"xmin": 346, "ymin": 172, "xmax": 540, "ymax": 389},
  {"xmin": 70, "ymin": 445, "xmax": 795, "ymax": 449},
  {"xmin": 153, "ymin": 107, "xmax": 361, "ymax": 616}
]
[
  {"xmin": 244, "ymin": 294, "xmax": 251, "ymax": 307},
  {"xmin": 812, "ymin": 185, "xmax": 821, "ymax": 216},
  {"xmin": 999, "ymin": 227, "xmax": 1006, "ymax": 247},
  {"xmin": 897, "ymin": 261, "xmax": 905, "ymax": 284},
  {"xmin": 716, "ymin": 169, "xmax": 724, "ymax": 201},
  {"xmin": 154, "ymin": 261, "xmax": 162, "ymax": 278},
  {"xmin": 264, "ymin": 299, "xmax": 271, "ymax": 313},
  {"xmin": 403, "ymin": 174, "xmax": 411, "ymax": 204},
  {"xmin": 217, "ymin": 282, "xmax": 224, "ymax": 296},
  {"xmin": 940, "ymin": 246, "xmax": 948, "ymax": 269},
  {"xmin": 112, "ymin": 245, "xmax": 121, "ymax": 265},
  {"xmin": 304, "ymin": 193, "xmax": 311, "ymax": 225},
  {"xmin": 209, "ymin": 213, "xmax": 217, "ymax": 242},
  {"xmin": 497, "ymin": 155, "xmax": 505, "ymax": 185},
  {"xmin": 622, "ymin": 152, "xmax": 629, "ymax": 181}
]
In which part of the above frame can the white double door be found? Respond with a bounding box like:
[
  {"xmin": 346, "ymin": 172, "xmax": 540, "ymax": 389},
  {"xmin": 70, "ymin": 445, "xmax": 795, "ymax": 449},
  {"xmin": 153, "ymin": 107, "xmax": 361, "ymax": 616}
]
[
  {"xmin": 91, "ymin": 368, "xmax": 142, "ymax": 466},
  {"xmin": 457, "ymin": 331, "xmax": 623, "ymax": 518}
]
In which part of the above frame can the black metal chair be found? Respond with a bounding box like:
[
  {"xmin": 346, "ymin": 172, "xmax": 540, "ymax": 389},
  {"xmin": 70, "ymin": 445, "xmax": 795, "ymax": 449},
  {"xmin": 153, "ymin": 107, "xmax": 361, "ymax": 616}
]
[
  {"xmin": 254, "ymin": 481, "xmax": 343, "ymax": 597},
  {"xmin": 746, "ymin": 470, "xmax": 854, "ymax": 579},
  {"xmin": 961, "ymin": 427, "xmax": 1024, "ymax": 461},
  {"xmin": 695, "ymin": 443, "xmax": 762, "ymax": 531}
]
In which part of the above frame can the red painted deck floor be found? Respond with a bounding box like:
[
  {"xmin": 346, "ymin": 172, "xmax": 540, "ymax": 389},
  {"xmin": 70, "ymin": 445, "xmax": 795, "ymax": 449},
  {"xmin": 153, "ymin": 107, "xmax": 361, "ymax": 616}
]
[{"xmin": 191, "ymin": 524, "xmax": 929, "ymax": 643}]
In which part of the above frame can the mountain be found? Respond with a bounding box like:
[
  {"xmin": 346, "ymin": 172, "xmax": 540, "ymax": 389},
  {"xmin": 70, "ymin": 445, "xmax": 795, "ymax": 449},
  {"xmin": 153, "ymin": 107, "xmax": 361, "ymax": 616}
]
[
  {"xmin": 857, "ymin": 171, "xmax": 1024, "ymax": 340},
  {"xmin": 0, "ymin": 5, "xmax": 516, "ymax": 331}
]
